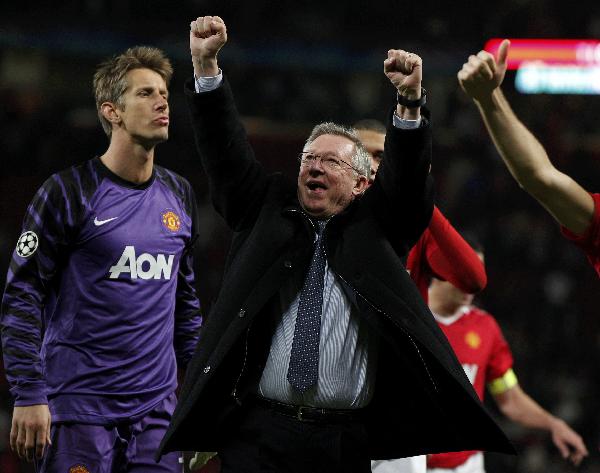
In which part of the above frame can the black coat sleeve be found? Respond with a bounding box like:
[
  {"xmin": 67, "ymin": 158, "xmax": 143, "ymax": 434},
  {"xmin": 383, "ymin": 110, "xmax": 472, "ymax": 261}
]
[
  {"xmin": 364, "ymin": 107, "xmax": 434, "ymax": 256},
  {"xmin": 184, "ymin": 77, "xmax": 269, "ymax": 231}
]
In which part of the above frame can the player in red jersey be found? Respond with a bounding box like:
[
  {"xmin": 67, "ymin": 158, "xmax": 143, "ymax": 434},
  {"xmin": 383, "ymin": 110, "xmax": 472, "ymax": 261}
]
[
  {"xmin": 458, "ymin": 40, "xmax": 600, "ymax": 277},
  {"xmin": 426, "ymin": 246, "xmax": 588, "ymax": 472},
  {"xmin": 358, "ymin": 120, "xmax": 587, "ymax": 472}
]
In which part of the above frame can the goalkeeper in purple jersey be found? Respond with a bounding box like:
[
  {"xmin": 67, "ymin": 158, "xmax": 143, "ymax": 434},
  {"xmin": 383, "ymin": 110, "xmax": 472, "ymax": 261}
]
[{"xmin": 0, "ymin": 46, "xmax": 203, "ymax": 472}]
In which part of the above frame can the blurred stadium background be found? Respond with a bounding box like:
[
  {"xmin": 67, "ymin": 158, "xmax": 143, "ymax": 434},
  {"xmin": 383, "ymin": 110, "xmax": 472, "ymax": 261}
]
[{"xmin": 1, "ymin": 1, "xmax": 600, "ymax": 471}]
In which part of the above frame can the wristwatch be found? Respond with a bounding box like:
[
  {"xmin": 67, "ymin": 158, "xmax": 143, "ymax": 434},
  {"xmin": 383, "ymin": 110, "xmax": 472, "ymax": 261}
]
[{"xmin": 396, "ymin": 88, "xmax": 427, "ymax": 108}]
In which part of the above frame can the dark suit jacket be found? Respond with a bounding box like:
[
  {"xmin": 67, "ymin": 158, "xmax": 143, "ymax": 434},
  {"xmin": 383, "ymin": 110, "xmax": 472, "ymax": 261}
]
[{"xmin": 157, "ymin": 77, "xmax": 514, "ymax": 460}]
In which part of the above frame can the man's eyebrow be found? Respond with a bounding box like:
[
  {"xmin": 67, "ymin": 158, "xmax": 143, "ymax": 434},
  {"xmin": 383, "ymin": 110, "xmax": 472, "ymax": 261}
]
[
  {"xmin": 134, "ymin": 85, "xmax": 169, "ymax": 97},
  {"xmin": 301, "ymin": 151, "xmax": 343, "ymax": 159}
]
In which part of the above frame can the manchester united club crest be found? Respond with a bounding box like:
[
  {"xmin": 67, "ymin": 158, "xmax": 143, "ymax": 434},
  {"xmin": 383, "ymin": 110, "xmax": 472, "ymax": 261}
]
[
  {"xmin": 161, "ymin": 210, "xmax": 181, "ymax": 232},
  {"xmin": 465, "ymin": 331, "xmax": 481, "ymax": 349},
  {"xmin": 69, "ymin": 465, "xmax": 90, "ymax": 473}
]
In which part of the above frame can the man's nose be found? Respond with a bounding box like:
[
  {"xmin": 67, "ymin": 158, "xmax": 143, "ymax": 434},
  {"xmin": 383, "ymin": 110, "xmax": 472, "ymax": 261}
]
[
  {"xmin": 156, "ymin": 99, "xmax": 168, "ymax": 112},
  {"xmin": 307, "ymin": 157, "xmax": 325, "ymax": 173}
]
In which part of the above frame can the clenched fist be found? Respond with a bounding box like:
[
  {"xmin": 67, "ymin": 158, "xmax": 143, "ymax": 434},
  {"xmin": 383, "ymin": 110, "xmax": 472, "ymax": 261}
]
[
  {"xmin": 190, "ymin": 16, "xmax": 228, "ymax": 77},
  {"xmin": 384, "ymin": 49, "xmax": 422, "ymax": 100}
]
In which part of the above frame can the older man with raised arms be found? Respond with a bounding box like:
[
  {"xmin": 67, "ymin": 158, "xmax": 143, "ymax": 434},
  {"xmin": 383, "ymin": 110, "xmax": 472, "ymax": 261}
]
[{"xmin": 157, "ymin": 16, "xmax": 514, "ymax": 473}]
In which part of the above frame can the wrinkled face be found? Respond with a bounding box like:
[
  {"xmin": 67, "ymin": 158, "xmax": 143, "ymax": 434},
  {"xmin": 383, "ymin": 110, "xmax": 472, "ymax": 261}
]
[
  {"xmin": 113, "ymin": 68, "xmax": 170, "ymax": 147},
  {"xmin": 356, "ymin": 129, "xmax": 385, "ymax": 184},
  {"xmin": 297, "ymin": 134, "xmax": 368, "ymax": 218}
]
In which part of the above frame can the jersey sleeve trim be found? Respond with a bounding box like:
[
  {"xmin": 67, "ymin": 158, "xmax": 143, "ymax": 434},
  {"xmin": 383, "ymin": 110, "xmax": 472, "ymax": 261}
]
[{"xmin": 560, "ymin": 193, "xmax": 600, "ymax": 245}]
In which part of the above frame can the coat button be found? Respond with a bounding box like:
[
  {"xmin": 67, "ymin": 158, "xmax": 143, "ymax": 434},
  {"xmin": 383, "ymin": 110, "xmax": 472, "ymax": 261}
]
[
  {"xmin": 284, "ymin": 260, "xmax": 292, "ymax": 268},
  {"xmin": 238, "ymin": 309, "xmax": 246, "ymax": 318},
  {"xmin": 203, "ymin": 365, "xmax": 211, "ymax": 374}
]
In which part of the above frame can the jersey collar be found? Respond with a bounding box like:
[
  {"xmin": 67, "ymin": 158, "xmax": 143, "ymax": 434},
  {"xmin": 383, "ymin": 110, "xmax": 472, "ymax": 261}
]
[{"xmin": 432, "ymin": 305, "xmax": 470, "ymax": 326}]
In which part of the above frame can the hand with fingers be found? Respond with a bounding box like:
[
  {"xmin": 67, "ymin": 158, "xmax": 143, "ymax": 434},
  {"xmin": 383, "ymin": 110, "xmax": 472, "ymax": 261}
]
[
  {"xmin": 384, "ymin": 49, "xmax": 423, "ymax": 100},
  {"xmin": 458, "ymin": 39, "xmax": 510, "ymax": 102},
  {"xmin": 385, "ymin": 49, "xmax": 423, "ymax": 119},
  {"xmin": 10, "ymin": 404, "xmax": 52, "ymax": 462},
  {"xmin": 549, "ymin": 417, "xmax": 588, "ymax": 466},
  {"xmin": 190, "ymin": 16, "xmax": 228, "ymax": 77}
]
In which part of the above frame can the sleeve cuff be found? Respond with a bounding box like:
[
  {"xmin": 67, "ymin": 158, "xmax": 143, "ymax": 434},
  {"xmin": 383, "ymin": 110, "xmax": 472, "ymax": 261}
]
[
  {"xmin": 11, "ymin": 383, "xmax": 48, "ymax": 406},
  {"xmin": 392, "ymin": 112, "xmax": 422, "ymax": 130},
  {"xmin": 194, "ymin": 70, "xmax": 224, "ymax": 93}
]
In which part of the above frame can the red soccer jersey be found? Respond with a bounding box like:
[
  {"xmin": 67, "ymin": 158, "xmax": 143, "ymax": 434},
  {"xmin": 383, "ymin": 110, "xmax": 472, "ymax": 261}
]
[
  {"xmin": 407, "ymin": 206, "xmax": 487, "ymax": 302},
  {"xmin": 427, "ymin": 306, "xmax": 515, "ymax": 469},
  {"xmin": 561, "ymin": 193, "xmax": 600, "ymax": 278}
]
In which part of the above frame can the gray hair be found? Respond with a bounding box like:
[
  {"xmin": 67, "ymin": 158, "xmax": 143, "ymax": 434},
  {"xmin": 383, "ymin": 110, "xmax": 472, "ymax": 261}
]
[{"xmin": 304, "ymin": 122, "xmax": 371, "ymax": 178}]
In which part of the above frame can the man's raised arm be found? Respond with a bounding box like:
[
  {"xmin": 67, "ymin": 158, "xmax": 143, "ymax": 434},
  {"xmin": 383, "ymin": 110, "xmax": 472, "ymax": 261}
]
[
  {"xmin": 458, "ymin": 39, "xmax": 594, "ymax": 235},
  {"xmin": 190, "ymin": 16, "xmax": 226, "ymax": 78},
  {"xmin": 371, "ymin": 49, "xmax": 433, "ymax": 251},
  {"xmin": 186, "ymin": 16, "xmax": 268, "ymax": 231}
]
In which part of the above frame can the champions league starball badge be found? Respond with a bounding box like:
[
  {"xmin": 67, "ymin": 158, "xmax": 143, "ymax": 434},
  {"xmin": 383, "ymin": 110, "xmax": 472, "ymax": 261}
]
[{"xmin": 16, "ymin": 231, "xmax": 39, "ymax": 257}]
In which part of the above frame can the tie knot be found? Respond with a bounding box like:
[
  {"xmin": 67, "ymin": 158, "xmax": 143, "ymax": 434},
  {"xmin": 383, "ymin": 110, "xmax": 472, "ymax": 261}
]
[{"xmin": 315, "ymin": 220, "xmax": 327, "ymax": 235}]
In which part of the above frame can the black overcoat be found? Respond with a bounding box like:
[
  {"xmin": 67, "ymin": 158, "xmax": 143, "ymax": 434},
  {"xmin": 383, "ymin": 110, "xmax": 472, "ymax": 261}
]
[{"xmin": 158, "ymin": 78, "xmax": 514, "ymax": 460}]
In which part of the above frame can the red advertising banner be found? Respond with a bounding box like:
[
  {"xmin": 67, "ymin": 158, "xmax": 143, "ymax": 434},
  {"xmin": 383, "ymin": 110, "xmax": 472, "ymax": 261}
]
[{"xmin": 484, "ymin": 38, "xmax": 600, "ymax": 70}]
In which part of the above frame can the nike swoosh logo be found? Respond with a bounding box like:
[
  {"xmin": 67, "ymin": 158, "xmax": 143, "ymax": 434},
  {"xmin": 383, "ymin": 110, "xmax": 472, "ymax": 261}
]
[{"xmin": 94, "ymin": 216, "xmax": 119, "ymax": 226}]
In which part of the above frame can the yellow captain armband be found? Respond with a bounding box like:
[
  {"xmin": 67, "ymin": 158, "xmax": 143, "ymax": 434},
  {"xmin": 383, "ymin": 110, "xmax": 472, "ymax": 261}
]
[
  {"xmin": 487, "ymin": 368, "xmax": 518, "ymax": 395},
  {"xmin": 189, "ymin": 452, "xmax": 218, "ymax": 471}
]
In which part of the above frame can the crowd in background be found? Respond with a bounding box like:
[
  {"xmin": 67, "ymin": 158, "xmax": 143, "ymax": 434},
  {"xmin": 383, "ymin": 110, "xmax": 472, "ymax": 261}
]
[{"xmin": 1, "ymin": 1, "xmax": 600, "ymax": 471}]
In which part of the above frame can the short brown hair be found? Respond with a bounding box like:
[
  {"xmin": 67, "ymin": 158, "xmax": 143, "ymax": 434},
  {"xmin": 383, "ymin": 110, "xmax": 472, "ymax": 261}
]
[
  {"xmin": 353, "ymin": 119, "xmax": 386, "ymax": 134},
  {"xmin": 93, "ymin": 46, "xmax": 173, "ymax": 137}
]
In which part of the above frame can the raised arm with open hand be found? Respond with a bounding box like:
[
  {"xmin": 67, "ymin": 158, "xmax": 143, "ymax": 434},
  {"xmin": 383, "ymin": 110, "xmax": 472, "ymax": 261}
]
[
  {"xmin": 458, "ymin": 39, "xmax": 594, "ymax": 235},
  {"xmin": 190, "ymin": 16, "xmax": 227, "ymax": 77}
]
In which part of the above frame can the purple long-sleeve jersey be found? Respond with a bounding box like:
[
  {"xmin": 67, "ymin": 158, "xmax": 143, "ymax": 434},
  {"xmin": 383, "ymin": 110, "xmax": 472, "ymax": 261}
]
[{"xmin": 1, "ymin": 157, "xmax": 203, "ymax": 424}]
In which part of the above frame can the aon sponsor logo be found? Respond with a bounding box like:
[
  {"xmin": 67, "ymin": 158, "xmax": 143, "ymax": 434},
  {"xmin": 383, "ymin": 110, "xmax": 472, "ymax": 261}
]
[{"xmin": 109, "ymin": 246, "xmax": 174, "ymax": 280}]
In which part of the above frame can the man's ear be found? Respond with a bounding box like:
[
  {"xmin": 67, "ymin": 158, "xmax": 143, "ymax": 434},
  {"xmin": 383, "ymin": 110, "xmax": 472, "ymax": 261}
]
[
  {"xmin": 353, "ymin": 175, "xmax": 369, "ymax": 196},
  {"xmin": 100, "ymin": 102, "xmax": 122, "ymax": 127}
]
